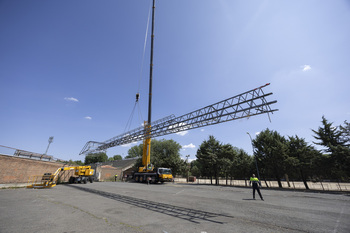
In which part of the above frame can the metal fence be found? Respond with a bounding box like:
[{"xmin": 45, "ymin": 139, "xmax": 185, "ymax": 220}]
[{"xmin": 174, "ymin": 177, "xmax": 350, "ymax": 192}]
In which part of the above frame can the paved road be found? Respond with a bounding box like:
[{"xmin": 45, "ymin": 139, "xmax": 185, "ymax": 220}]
[{"xmin": 0, "ymin": 182, "xmax": 349, "ymax": 233}]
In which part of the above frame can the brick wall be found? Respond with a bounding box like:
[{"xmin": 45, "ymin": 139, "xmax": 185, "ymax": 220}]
[
  {"xmin": 0, "ymin": 154, "xmax": 66, "ymax": 184},
  {"xmin": 100, "ymin": 165, "xmax": 121, "ymax": 181}
]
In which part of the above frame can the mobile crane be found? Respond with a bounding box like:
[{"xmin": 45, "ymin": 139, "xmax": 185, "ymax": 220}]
[
  {"xmin": 133, "ymin": 0, "xmax": 173, "ymax": 183},
  {"xmin": 133, "ymin": 122, "xmax": 173, "ymax": 184},
  {"xmin": 27, "ymin": 166, "xmax": 95, "ymax": 189}
]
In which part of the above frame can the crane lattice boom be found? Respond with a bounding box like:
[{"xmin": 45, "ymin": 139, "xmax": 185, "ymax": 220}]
[{"xmin": 80, "ymin": 83, "xmax": 278, "ymax": 155}]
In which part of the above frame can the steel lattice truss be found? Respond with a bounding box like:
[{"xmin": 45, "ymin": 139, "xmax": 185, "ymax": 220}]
[{"xmin": 80, "ymin": 83, "xmax": 278, "ymax": 155}]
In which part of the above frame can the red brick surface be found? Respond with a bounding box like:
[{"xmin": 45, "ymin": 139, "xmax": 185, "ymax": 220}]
[
  {"xmin": 100, "ymin": 165, "xmax": 120, "ymax": 181},
  {"xmin": 0, "ymin": 154, "xmax": 65, "ymax": 184}
]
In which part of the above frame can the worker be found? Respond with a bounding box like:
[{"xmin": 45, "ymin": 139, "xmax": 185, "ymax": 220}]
[
  {"xmin": 115, "ymin": 174, "xmax": 118, "ymax": 182},
  {"xmin": 249, "ymin": 174, "xmax": 264, "ymax": 201}
]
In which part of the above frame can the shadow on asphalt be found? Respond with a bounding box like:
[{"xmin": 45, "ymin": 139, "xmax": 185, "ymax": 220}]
[{"xmin": 67, "ymin": 185, "xmax": 233, "ymax": 224}]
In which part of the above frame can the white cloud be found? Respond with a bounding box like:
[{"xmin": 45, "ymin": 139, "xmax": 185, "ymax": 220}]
[
  {"xmin": 84, "ymin": 116, "xmax": 92, "ymax": 120},
  {"xmin": 182, "ymin": 143, "xmax": 195, "ymax": 149},
  {"xmin": 176, "ymin": 131, "xmax": 188, "ymax": 136},
  {"xmin": 302, "ymin": 65, "xmax": 311, "ymax": 72},
  {"xmin": 181, "ymin": 157, "xmax": 196, "ymax": 163},
  {"xmin": 121, "ymin": 142, "xmax": 138, "ymax": 148},
  {"xmin": 255, "ymin": 132, "xmax": 260, "ymax": 136},
  {"xmin": 64, "ymin": 97, "xmax": 79, "ymax": 102}
]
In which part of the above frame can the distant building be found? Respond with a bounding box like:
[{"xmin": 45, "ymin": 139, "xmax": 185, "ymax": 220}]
[{"xmin": 90, "ymin": 158, "xmax": 138, "ymax": 181}]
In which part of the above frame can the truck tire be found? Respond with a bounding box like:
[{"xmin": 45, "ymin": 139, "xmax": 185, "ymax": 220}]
[
  {"xmin": 83, "ymin": 178, "xmax": 87, "ymax": 184},
  {"xmin": 89, "ymin": 177, "xmax": 93, "ymax": 183},
  {"xmin": 69, "ymin": 176, "xmax": 74, "ymax": 184}
]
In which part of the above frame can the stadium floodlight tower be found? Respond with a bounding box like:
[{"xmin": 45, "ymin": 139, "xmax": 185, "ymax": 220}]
[{"xmin": 44, "ymin": 136, "xmax": 54, "ymax": 155}]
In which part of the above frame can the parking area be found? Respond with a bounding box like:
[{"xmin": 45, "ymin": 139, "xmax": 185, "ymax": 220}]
[{"xmin": 0, "ymin": 182, "xmax": 349, "ymax": 233}]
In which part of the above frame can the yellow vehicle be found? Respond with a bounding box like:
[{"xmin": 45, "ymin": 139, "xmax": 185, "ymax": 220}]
[
  {"xmin": 27, "ymin": 166, "xmax": 94, "ymax": 189},
  {"xmin": 133, "ymin": 122, "xmax": 173, "ymax": 184}
]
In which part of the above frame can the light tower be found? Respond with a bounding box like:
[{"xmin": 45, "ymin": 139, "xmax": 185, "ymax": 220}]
[{"xmin": 44, "ymin": 136, "xmax": 54, "ymax": 155}]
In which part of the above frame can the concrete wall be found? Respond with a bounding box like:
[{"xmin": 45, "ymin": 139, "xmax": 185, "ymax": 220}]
[{"xmin": 0, "ymin": 154, "xmax": 65, "ymax": 184}]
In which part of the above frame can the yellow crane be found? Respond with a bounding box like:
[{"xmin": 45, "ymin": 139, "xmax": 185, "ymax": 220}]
[{"xmin": 27, "ymin": 166, "xmax": 94, "ymax": 189}]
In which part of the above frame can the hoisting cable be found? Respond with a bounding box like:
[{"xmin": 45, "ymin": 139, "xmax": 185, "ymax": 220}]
[
  {"xmin": 124, "ymin": 2, "xmax": 151, "ymax": 133},
  {"xmin": 137, "ymin": 0, "xmax": 152, "ymax": 93},
  {"xmin": 124, "ymin": 93, "xmax": 141, "ymax": 133},
  {"xmin": 124, "ymin": 101, "xmax": 137, "ymax": 133}
]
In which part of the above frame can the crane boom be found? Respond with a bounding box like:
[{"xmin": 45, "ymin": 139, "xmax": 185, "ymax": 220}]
[{"xmin": 80, "ymin": 83, "xmax": 278, "ymax": 155}]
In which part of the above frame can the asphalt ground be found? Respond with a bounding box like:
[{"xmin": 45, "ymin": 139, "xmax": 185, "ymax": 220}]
[{"xmin": 0, "ymin": 182, "xmax": 349, "ymax": 233}]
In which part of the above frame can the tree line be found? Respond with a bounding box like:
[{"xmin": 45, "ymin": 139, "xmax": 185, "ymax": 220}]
[
  {"xmin": 79, "ymin": 116, "xmax": 349, "ymax": 189},
  {"xmin": 193, "ymin": 116, "xmax": 349, "ymax": 189}
]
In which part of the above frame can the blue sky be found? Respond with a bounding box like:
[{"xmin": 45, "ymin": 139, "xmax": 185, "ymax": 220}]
[{"xmin": 1, "ymin": 0, "xmax": 349, "ymax": 162}]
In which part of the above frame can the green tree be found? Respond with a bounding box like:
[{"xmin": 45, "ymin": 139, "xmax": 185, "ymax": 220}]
[
  {"xmin": 312, "ymin": 117, "xmax": 350, "ymax": 180},
  {"xmin": 287, "ymin": 135, "xmax": 321, "ymax": 189},
  {"xmin": 253, "ymin": 129, "xmax": 288, "ymax": 188},
  {"xmin": 126, "ymin": 144, "xmax": 143, "ymax": 158},
  {"xmin": 231, "ymin": 148, "xmax": 254, "ymax": 180},
  {"xmin": 217, "ymin": 144, "xmax": 237, "ymax": 185},
  {"xmin": 339, "ymin": 120, "xmax": 350, "ymax": 146},
  {"xmin": 109, "ymin": 155, "xmax": 122, "ymax": 161},
  {"xmin": 190, "ymin": 164, "xmax": 201, "ymax": 178},
  {"xmin": 312, "ymin": 116, "xmax": 346, "ymax": 152},
  {"xmin": 63, "ymin": 160, "xmax": 84, "ymax": 166},
  {"xmin": 196, "ymin": 135, "xmax": 221, "ymax": 184},
  {"xmin": 128, "ymin": 139, "xmax": 185, "ymax": 176},
  {"xmin": 74, "ymin": 160, "xmax": 84, "ymax": 166},
  {"xmin": 149, "ymin": 139, "xmax": 185, "ymax": 176},
  {"xmin": 84, "ymin": 152, "xmax": 108, "ymax": 164}
]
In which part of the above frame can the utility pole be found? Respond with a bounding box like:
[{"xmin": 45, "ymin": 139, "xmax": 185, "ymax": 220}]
[
  {"xmin": 186, "ymin": 155, "xmax": 190, "ymax": 183},
  {"xmin": 247, "ymin": 132, "xmax": 260, "ymax": 180}
]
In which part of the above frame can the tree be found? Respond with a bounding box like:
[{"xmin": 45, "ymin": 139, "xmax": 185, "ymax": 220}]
[
  {"xmin": 312, "ymin": 116, "xmax": 346, "ymax": 153},
  {"xmin": 287, "ymin": 135, "xmax": 321, "ymax": 189},
  {"xmin": 339, "ymin": 120, "xmax": 350, "ymax": 146},
  {"xmin": 196, "ymin": 135, "xmax": 221, "ymax": 185},
  {"xmin": 231, "ymin": 148, "xmax": 254, "ymax": 180},
  {"xmin": 312, "ymin": 117, "xmax": 350, "ymax": 180},
  {"xmin": 253, "ymin": 129, "xmax": 288, "ymax": 188},
  {"xmin": 63, "ymin": 160, "xmax": 84, "ymax": 166},
  {"xmin": 84, "ymin": 152, "xmax": 108, "ymax": 164},
  {"xmin": 217, "ymin": 144, "xmax": 238, "ymax": 185},
  {"xmin": 149, "ymin": 139, "xmax": 185, "ymax": 176},
  {"xmin": 109, "ymin": 155, "xmax": 122, "ymax": 161},
  {"xmin": 74, "ymin": 160, "xmax": 84, "ymax": 166},
  {"xmin": 190, "ymin": 160, "xmax": 202, "ymax": 178},
  {"xmin": 128, "ymin": 139, "xmax": 185, "ymax": 176},
  {"xmin": 126, "ymin": 144, "xmax": 143, "ymax": 158}
]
